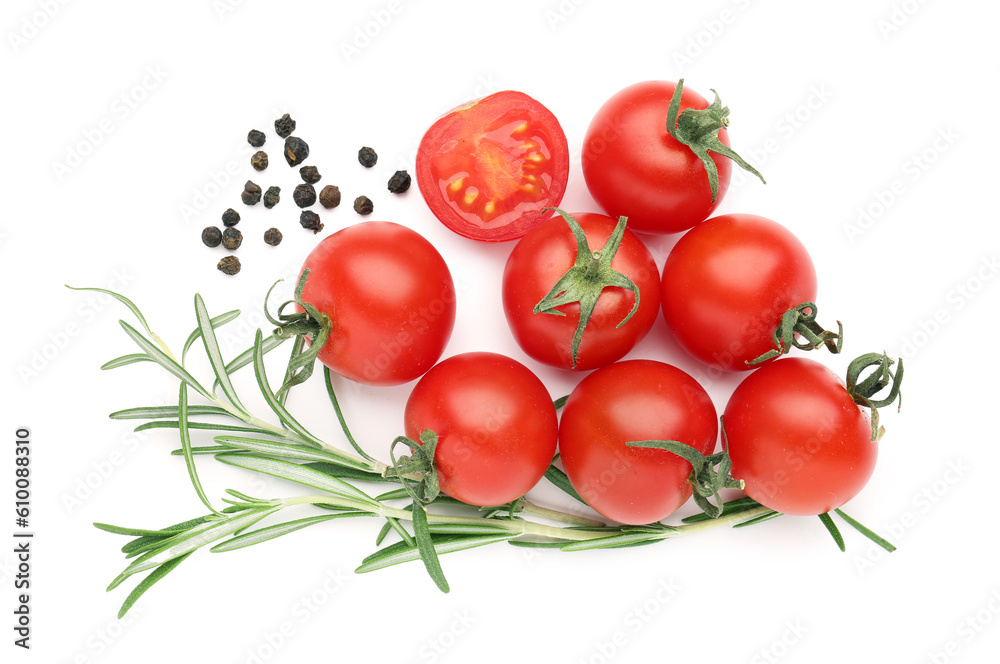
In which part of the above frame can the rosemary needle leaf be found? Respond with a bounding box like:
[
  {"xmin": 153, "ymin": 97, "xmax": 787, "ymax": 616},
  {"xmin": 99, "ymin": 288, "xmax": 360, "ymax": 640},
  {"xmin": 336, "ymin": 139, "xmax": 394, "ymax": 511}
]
[
  {"xmin": 355, "ymin": 534, "xmax": 515, "ymax": 575},
  {"xmin": 101, "ymin": 354, "xmax": 152, "ymax": 370},
  {"xmin": 211, "ymin": 513, "xmax": 368, "ymax": 553},
  {"xmin": 194, "ymin": 295, "xmax": 246, "ymax": 413},
  {"xmin": 818, "ymin": 512, "xmax": 846, "ymax": 552},
  {"xmin": 178, "ymin": 382, "xmax": 220, "ymax": 515},
  {"xmin": 560, "ymin": 532, "xmax": 671, "ymax": 552},
  {"xmin": 834, "ymin": 508, "xmax": 897, "ymax": 553},
  {"xmin": 118, "ymin": 320, "xmax": 210, "ymax": 399},
  {"xmin": 251, "ymin": 330, "xmax": 325, "ymax": 448},
  {"xmin": 412, "ymin": 505, "xmax": 450, "ymax": 593},
  {"xmin": 214, "ymin": 334, "xmax": 286, "ymax": 393},
  {"xmin": 183, "ymin": 309, "xmax": 240, "ymax": 362},
  {"xmin": 544, "ymin": 461, "xmax": 586, "ymax": 504},
  {"xmin": 216, "ymin": 454, "xmax": 378, "ymax": 506},
  {"xmin": 117, "ymin": 551, "xmax": 194, "ymax": 619},
  {"xmin": 110, "ymin": 405, "xmax": 231, "ymax": 420}
]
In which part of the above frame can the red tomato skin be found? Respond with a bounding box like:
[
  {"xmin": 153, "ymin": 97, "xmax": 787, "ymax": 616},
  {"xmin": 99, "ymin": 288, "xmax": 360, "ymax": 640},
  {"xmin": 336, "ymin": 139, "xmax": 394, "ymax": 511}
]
[
  {"xmin": 660, "ymin": 214, "xmax": 817, "ymax": 372},
  {"xmin": 558, "ymin": 360, "xmax": 718, "ymax": 525},
  {"xmin": 582, "ymin": 81, "xmax": 732, "ymax": 235},
  {"xmin": 723, "ymin": 358, "xmax": 876, "ymax": 516},
  {"xmin": 298, "ymin": 222, "xmax": 456, "ymax": 387},
  {"xmin": 501, "ymin": 213, "xmax": 661, "ymax": 371},
  {"xmin": 416, "ymin": 90, "xmax": 570, "ymax": 242},
  {"xmin": 404, "ymin": 352, "xmax": 558, "ymax": 507}
]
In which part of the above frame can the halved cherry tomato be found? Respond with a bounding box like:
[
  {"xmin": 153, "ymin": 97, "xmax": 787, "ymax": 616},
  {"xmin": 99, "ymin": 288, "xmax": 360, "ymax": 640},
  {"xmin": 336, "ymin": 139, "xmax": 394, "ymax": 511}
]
[{"xmin": 416, "ymin": 90, "xmax": 569, "ymax": 242}]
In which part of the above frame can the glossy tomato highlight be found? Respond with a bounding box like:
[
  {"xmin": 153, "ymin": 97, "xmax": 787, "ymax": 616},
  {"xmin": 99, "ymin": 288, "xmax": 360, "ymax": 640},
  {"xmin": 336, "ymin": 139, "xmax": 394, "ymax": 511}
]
[
  {"xmin": 297, "ymin": 222, "xmax": 456, "ymax": 386},
  {"xmin": 416, "ymin": 91, "xmax": 569, "ymax": 242}
]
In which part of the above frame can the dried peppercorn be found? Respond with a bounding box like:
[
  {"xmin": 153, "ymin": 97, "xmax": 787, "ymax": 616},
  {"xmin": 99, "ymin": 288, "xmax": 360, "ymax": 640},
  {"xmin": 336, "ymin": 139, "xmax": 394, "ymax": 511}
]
[
  {"xmin": 263, "ymin": 186, "xmax": 281, "ymax": 209},
  {"xmin": 387, "ymin": 170, "xmax": 411, "ymax": 193},
  {"xmin": 293, "ymin": 183, "xmax": 316, "ymax": 208},
  {"xmin": 299, "ymin": 165, "xmax": 321, "ymax": 184},
  {"xmin": 274, "ymin": 114, "xmax": 296, "ymax": 138},
  {"xmin": 251, "ymin": 151, "xmax": 268, "ymax": 171},
  {"xmin": 242, "ymin": 180, "xmax": 262, "ymax": 205},
  {"xmin": 264, "ymin": 228, "xmax": 283, "ymax": 246},
  {"xmin": 217, "ymin": 255, "xmax": 241, "ymax": 275},
  {"xmin": 353, "ymin": 195, "xmax": 374, "ymax": 215},
  {"xmin": 221, "ymin": 208, "xmax": 241, "ymax": 227},
  {"xmin": 299, "ymin": 210, "xmax": 323, "ymax": 234},
  {"xmin": 284, "ymin": 136, "xmax": 309, "ymax": 167},
  {"xmin": 202, "ymin": 226, "xmax": 223, "ymax": 247},
  {"xmin": 222, "ymin": 227, "xmax": 243, "ymax": 250},
  {"xmin": 319, "ymin": 185, "xmax": 341, "ymax": 209},
  {"xmin": 247, "ymin": 129, "xmax": 266, "ymax": 148},
  {"xmin": 358, "ymin": 146, "xmax": 378, "ymax": 168}
]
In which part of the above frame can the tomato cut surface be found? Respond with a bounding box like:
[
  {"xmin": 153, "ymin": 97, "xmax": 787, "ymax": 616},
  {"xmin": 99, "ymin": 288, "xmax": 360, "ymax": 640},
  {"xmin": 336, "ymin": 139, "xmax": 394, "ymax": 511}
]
[{"xmin": 416, "ymin": 91, "xmax": 569, "ymax": 242}]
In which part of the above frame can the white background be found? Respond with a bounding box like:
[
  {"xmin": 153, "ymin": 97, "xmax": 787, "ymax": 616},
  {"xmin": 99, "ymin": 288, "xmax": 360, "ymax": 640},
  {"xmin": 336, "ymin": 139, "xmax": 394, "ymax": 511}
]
[{"xmin": 4, "ymin": 1, "xmax": 999, "ymax": 662}]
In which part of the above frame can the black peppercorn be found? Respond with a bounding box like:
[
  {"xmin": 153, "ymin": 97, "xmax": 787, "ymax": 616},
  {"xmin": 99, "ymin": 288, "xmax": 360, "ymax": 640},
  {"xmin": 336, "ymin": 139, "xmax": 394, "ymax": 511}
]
[
  {"xmin": 358, "ymin": 146, "xmax": 378, "ymax": 168},
  {"xmin": 299, "ymin": 165, "xmax": 321, "ymax": 184},
  {"xmin": 319, "ymin": 185, "xmax": 341, "ymax": 209},
  {"xmin": 387, "ymin": 170, "xmax": 411, "ymax": 194},
  {"xmin": 247, "ymin": 129, "xmax": 266, "ymax": 148},
  {"xmin": 293, "ymin": 183, "xmax": 317, "ymax": 208},
  {"xmin": 284, "ymin": 136, "xmax": 309, "ymax": 167},
  {"xmin": 263, "ymin": 186, "xmax": 281, "ymax": 209},
  {"xmin": 274, "ymin": 114, "xmax": 296, "ymax": 139},
  {"xmin": 222, "ymin": 227, "xmax": 243, "ymax": 250},
  {"xmin": 202, "ymin": 226, "xmax": 223, "ymax": 247},
  {"xmin": 353, "ymin": 195, "xmax": 374, "ymax": 215},
  {"xmin": 217, "ymin": 256, "xmax": 241, "ymax": 275},
  {"xmin": 221, "ymin": 208, "xmax": 241, "ymax": 227},
  {"xmin": 242, "ymin": 180, "xmax": 262, "ymax": 205},
  {"xmin": 264, "ymin": 228, "xmax": 283, "ymax": 246},
  {"xmin": 299, "ymin": 210, "xmax": 323, "ymax": 234},
  {"xmin": 251, "ymin": 151, "xmax": 268, "ymax": 171}
]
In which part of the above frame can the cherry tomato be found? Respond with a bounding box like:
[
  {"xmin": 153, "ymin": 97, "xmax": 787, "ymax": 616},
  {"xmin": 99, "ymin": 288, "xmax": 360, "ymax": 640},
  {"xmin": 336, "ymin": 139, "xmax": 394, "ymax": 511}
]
[
  {"xmin": 558, "ymin": 360, "xmax": 718, "ymax": 525},
  {"xmin": 298, "ymin": 221, "xmax": 456, "ymax": 386},
  {"xmin": 723, "ymin": 357, "xmax": 877, "ymax": 516},
  {"xmin": 404, "ymin": 352, "xmax": 558, "ymax": 506},
  {"xmin": 501, "ymin": 211, "xmax": 660, "ymax": 370},
  {"xmin": 582, "ymin": 80, "xmax": 757, "ymax": 235},
  {"xmin": 660, "ymin": 214, "xmax": 817, "ymax": 371},
  {"xmin": 416, "ymin": 90, "xmax": 569, "ymax": 242}
]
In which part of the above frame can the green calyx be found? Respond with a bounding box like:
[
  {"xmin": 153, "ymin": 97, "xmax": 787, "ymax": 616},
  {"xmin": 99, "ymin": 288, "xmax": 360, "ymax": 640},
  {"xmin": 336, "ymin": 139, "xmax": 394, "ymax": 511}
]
[
  {"xmin": 385, "ymin": 429, "xmax": 441, "ymax": 505},
  {"xmin": 267, "ymin": 269, "xmax": 333, "ymax": 397},
  {"xmin": 533, "ymin": 209, "xmax": 641, "ymax": 368},
  {"xmin": 846, "ymin": 352, "xmax": 904, "ymax": 441},
  {"xmin": 747, "ymin": 302, "xmax": 843, "ymax": 367},
  {"xmin": 666, "ymin": 78, "xmax": 765, "ymax": 203},
  {"xmin": 626, "ymin": 435, "xmax": 744, "ymax": 519}
]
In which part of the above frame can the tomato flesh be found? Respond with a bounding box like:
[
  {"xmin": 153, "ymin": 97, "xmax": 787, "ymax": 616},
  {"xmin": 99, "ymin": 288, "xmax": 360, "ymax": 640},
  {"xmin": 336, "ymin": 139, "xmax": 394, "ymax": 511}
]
[{"xmin": 417, "ymin": 91, "xmax": 569, "ymax": 242}]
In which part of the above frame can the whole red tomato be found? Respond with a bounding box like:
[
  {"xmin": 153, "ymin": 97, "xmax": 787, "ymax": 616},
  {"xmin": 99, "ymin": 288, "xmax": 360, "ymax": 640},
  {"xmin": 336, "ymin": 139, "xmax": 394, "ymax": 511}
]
[
  {"xmin": 502, "ymin": 211, "xmax": 660, "ymax": 370},
  {"xmin": 660, "ymin": 213, "xmax": 824, "ymax": 372},
  {"xmin": 558, "ymin": 360, "xmax": 718, "ymax": 525},
  {"xmin": 582, "ymin": 80, "xmax": 762, "ymax": 234},
  {"xmin": 404, "ymin": 352, "xmax": 558, "ymax": 506},
  {"xmin": 724, "ymin": 357, "xmax": 878, "ymax": 516},
  {"xmin": 416, "ymin": 90, "xmax": 569, "ymax": 242},
  {"xmin": 297, "ymin": 222, "xmax": 456, "ymax": 386}
]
